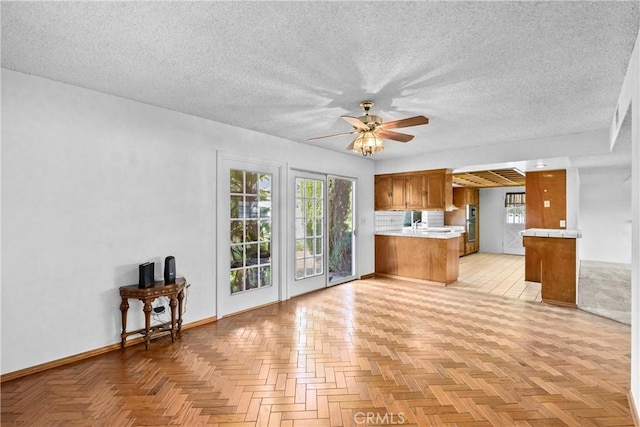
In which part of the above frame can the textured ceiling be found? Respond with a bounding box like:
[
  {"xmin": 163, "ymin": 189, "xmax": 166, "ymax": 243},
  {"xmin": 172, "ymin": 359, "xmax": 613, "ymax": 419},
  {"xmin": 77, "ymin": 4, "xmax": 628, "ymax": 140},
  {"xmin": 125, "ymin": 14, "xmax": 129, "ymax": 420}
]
[{"xmin": 2, "ymin": 2, "xmax": 639, "ymax": 161}]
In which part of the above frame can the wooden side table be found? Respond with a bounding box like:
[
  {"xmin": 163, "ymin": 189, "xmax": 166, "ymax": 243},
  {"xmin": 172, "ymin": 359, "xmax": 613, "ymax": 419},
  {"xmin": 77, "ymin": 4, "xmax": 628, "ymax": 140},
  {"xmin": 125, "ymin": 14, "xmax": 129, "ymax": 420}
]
[{"xmin": 119, "ymin": 277, "xmax": 186, "ymax": 350}]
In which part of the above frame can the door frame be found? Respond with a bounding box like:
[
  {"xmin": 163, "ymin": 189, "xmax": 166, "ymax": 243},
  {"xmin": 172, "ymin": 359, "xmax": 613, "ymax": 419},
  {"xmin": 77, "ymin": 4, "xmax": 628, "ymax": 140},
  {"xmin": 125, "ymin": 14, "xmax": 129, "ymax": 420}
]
[{"xmin": 216, "ymin": 151, "xmax": 287, "ymax": 319}]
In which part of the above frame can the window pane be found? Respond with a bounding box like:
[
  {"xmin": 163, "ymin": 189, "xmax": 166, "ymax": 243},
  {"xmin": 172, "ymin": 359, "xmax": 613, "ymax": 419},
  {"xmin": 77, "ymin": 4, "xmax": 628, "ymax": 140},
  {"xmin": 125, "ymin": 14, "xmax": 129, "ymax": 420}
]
[
  {"xmin": 306, "ymin": 219, "xmax": 314, "ymax": 238},
  {"xmin": 295, "ymin": 260, "xmax": 305, "ymax": 280},
  {"xmin": 245, "ymin": 220, "xmax": 258, "ymax": 242},
  {"xmin": 295, "ymin": 178, "xmax": 303, "ymax": 197},
  {"xmin": 230, "ymin": 245, "xmax": 244, "ymax": 269},
  {"xmin": 315, "ymin": 256, "xmax": 323, "ymax": 275},
  {"xmin": 230, "ymin": 170, "xmax": 243, "ymax": 194},
  {"xmin": 315, "ymin": 237, "xmax": 323, "ymax": 255},
  {"xmin": 245, "ymin": 196, "xmax": 259, "ymax": 218},
  {"xmin": 245, "ymin": 172, "xmax": 258, "ymax": 194},
  {"xmin": 305, "ymin": 238, "xmax": 315, "ymax": 256},
  {"xmin": 230, "ymin": 195, "xmax": 243, "ymax": 218},
  {"xmin": 305, "ymin": 257, "xmax": 314, "ymax": 276},
  {"xmin": 315, "ymin": 180, "xmax": 323, "ymax": 198},
  {"xmin": 230, "ymin": 220, "xmax": 244, "ymax": 243},
  {"xmin": 230, "ymin": 269, "xmax": 244, "ymax": 294},
  {"xmin": 260, "ymin": 174, "xmax": 271, "ymax": 198},
  {"xmin": 305, "ymin": 179, "xmax": 314, "ymax": 198},
  {"xmin": 246, "ymin": 267, "xmax": 259, "ymax": 290},
  {"xmin": 306, "ymin": 199, "xmax": 315, "ymax": 217},
  {"xmin": 295, "ymin": 199, "xmax": 303, "ymax": 217},
  {"xmin": 260, "ymin": 200, "xmax": 271, "ymax": 218},
  {"xmin": 259, "ymin": 242, "xmax": 270, "ymax": 264},
  {"xmin": 246, "ymin": 243, "xmax": 259, "ymax": 265},
  {"xmin": 260, "ymin": 221, "xmax": 271, "ymax": 242},
  {"xmin": 260, "ymin": 266, "xmax": 271, "ymax": 287},
  {"xmin": 316, "ymin": 219, "xmax": 323, "ymax": 237}
]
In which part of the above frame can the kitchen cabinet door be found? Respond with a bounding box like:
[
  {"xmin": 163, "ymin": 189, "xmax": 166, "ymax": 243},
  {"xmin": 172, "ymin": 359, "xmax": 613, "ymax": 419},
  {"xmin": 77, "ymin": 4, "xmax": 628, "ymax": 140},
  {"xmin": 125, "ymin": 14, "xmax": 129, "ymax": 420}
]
[
  {"xmin": 405, "ymin": 175, "xmax": 426, "ymax": 210},
  {"xmin": 425, "ymin": 173, "xmax": 444, "ymax": 209},
  {"xmin": 390, "ymin": 177, "xmax": 407, "ymax": 209},
  {"xmin": 374, "ymin": 176, "xmax": 391, "ymax": 210}
]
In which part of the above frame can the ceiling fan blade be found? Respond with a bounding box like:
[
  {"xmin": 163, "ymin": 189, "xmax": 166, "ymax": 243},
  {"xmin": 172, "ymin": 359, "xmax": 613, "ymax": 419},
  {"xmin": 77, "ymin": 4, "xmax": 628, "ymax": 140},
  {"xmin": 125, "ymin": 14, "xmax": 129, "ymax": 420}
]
[
  {"xmin": 379, "ymin": 115, "xmax": 429, "ymax": 130},
  {"xmin": 341, "ymin": 115, "xmax": 369, "ymax": 131},
  {"xmin": 345, "ymin": 140, "xmax": 355, "ymax": 151},
  {"xmin": 377, "ymin": 129, "xmax": 414, "ymax": 143},
  {"xmin": 308, "ymin": 131, "xmax": 355, "ymax": 141}
]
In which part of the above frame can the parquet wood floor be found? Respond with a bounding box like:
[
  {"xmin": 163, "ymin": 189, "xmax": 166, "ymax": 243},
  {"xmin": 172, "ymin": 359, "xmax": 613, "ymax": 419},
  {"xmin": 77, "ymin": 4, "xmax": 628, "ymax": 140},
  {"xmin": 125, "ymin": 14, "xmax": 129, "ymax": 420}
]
[{"xmin": 1, "ymin": 277, "xmax": 633, "ymax": 426}]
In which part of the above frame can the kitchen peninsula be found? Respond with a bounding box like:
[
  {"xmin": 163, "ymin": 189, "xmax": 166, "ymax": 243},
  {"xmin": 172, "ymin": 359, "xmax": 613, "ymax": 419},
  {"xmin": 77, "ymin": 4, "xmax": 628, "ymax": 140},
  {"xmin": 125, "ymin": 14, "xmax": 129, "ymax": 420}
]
[{"xmin": 375, "ymin": 229, "xmax": 461, "ymax": 285}]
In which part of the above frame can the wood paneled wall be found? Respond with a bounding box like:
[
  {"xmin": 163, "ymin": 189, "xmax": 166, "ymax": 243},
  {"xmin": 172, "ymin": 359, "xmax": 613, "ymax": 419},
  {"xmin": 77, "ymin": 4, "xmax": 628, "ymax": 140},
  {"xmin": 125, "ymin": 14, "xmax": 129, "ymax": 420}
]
[{"xmin": 525, "ymin": 170, "xmax": 566, "ymax": 229}]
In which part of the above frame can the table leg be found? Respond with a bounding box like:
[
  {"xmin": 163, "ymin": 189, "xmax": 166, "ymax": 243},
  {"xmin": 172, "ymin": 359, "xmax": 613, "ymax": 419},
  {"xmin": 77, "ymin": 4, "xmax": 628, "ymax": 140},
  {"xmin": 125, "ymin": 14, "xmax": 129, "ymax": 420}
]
[
  {"xmin": 177, "ymin": 289, "xmax": 185, "ymax": 335},
  {"xmin": 143, "ymin": 301, "xmax": 152, "ymax": 351},
  {"xmin": 120, "ymin": 297, "xmax": 129, "ymax": 349},
  {"xmin": 169, "ymin": 295, "xmax": 177, "ymax": 342}
]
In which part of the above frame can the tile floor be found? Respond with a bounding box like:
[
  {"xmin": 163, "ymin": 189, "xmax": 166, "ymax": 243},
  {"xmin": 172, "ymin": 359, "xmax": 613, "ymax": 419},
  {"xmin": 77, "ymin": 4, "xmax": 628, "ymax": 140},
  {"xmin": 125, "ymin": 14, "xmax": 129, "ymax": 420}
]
[{"xmin": 449, "ymin": 252, "xmax": 542, "ymax": 302}]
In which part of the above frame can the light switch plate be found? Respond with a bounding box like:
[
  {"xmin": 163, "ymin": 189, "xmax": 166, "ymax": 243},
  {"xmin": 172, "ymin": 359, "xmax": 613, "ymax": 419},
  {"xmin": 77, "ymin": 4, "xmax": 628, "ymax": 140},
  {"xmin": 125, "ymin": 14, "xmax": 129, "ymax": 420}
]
[
  {"xmin": 560, "ymin": 220, "xmax": 566, "ymax": 227},
  {"xmin": 544, "ymin": 200, "xmax": 550, "ymax": 208}
]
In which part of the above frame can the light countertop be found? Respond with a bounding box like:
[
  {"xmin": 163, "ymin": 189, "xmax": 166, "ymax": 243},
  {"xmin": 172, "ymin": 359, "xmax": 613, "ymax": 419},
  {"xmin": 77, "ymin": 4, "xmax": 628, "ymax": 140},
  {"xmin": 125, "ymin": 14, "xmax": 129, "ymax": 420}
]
[
  {"xmin": 521, "ymin": 228, "xmax": 582, "ymax": 238},
  {"xmin": 375, "ymin": 227, "xmax": 462, "ymax": 239}
]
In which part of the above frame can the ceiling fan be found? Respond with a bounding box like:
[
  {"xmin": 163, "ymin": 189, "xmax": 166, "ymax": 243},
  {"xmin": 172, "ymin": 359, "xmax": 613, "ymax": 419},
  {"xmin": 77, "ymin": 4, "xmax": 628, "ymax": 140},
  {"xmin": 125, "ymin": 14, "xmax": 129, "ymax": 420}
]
[{"xmin": 309, "ymin": 100, "xmax": 429, "ymax": 156}]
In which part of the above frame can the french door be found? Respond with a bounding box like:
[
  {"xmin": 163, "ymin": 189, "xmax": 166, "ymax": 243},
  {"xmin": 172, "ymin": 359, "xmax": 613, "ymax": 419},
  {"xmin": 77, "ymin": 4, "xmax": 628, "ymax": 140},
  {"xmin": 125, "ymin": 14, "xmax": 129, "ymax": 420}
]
[
  {"xmin": 290, "ymin": 171, "xmax": 356, "ymax": 297},
  {"xmin": 217, "ymin": 156, "xmax": 281, "ymax": 318}
]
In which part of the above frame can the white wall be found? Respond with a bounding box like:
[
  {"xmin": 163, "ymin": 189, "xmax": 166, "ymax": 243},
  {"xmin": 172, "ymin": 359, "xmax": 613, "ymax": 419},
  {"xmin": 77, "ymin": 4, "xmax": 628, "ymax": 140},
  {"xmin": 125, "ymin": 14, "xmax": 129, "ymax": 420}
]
[
  {"xmin": 578, "ymin": 166, "xmax": 632, "ymax": 264},
  {"xmin": 609, "ymin": 24, "xmax": 639, "ymax": 418},
  {"xmin": 479, "ymin": 186, "xmax": 525, "ymax": 254},
  {"xmin": 630, "ymin": 31, "xmax": 640, "ymax": 422},
  {"xmin": 1, "ymin": 70, "xmax": 375, "ymax": 375}
]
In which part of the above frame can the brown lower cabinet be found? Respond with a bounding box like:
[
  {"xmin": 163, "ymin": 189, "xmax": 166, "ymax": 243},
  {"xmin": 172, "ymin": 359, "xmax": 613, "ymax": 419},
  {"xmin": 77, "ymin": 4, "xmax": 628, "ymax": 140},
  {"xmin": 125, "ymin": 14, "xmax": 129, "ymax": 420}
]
[
  {"xmin": 456, "ymin": 232, "xmax": 478, "ymax": 257},
  {"xmin": 375, "ymin": 235, "xmax": 459, "ymax": 284},
  {"xmin": 523, "ymin": 236, "xmax": 576, "ymax": 307}
]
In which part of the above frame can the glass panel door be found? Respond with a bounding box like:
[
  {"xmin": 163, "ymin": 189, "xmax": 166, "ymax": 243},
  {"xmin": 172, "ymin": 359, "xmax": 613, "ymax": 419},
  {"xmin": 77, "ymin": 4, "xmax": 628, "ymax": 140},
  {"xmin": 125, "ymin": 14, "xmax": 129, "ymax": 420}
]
[
  {"xmin": 290, "ymin": 171, "xmax": 326, "ymax": 297},
  {"xmin": 328, "ymin": 176, "xmax": 356, "ymax": 285},
  {"xmin": 217, "ymin": 156, "xmax": 280, "ymax": 318}
]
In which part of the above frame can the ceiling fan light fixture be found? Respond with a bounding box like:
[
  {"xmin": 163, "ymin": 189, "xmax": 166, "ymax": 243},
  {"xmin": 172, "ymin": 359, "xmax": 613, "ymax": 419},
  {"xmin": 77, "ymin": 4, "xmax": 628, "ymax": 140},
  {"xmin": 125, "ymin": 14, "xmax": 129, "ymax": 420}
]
[{"xmin": 353, "ymin": 131, "xmax": 384, "ymax": 156}]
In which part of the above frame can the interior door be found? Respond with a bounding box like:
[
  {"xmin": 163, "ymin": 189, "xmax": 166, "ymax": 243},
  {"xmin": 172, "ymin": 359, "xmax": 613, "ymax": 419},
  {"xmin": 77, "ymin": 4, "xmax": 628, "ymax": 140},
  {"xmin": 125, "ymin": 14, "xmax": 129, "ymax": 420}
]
[
  {"xmin": 504, "ymin": 223, "xmax": 525, "ymax": 255},
  {"xmin": 290, "ymin": 171, "xmax": 327, "ymax": 297},
  {"xmin": 503, "ymin": 194, "xmax": 525, "ymax": 255},
  {"xmin": 217, "ymin": 157, "xmax": 281, "ymax": 318},
  {"xmin": 328, "ymin": 176, "xmax": 357, "ymax": 285}
]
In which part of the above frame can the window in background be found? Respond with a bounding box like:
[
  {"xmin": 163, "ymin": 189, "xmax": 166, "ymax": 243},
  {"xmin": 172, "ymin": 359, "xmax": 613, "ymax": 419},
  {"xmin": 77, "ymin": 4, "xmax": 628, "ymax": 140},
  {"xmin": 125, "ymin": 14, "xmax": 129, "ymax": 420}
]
[{"xmin": 505, "ymin": 192, "xmax": 526, "ymax": 224}]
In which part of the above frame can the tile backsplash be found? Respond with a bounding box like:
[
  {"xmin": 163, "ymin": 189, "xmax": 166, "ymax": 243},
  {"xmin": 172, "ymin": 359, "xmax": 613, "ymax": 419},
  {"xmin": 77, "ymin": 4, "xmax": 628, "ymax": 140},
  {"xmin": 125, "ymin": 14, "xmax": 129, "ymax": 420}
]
[
  {"xmin": 374, "ymin": 211, "xmax": 405, "ymax": 231},
  {"xmin": 375, "ymin": 210, "xmax": 444, "ymax": 231},
  {"xmin": 422, "ymin": 210, "xmax": 444, "ymax": 227}
]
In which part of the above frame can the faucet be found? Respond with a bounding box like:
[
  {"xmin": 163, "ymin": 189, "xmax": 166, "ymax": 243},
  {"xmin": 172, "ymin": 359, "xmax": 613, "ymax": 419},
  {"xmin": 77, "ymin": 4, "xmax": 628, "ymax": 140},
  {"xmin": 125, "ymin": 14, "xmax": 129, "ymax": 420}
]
[{"xmin": 412, "ymin": 219, "xmax": 422, "ymax": 230}]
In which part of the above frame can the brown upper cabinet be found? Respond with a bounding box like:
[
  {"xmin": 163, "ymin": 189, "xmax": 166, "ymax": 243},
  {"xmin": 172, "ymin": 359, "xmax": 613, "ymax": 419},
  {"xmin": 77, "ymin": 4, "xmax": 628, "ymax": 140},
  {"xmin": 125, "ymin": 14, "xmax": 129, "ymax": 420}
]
[
  {"xmin": 375, "ymin": 169, "xmax": 453, "ymax": 211},
  {"xmin": 525, "ymin": 169, "xmax": 566, "ymax": 229}
]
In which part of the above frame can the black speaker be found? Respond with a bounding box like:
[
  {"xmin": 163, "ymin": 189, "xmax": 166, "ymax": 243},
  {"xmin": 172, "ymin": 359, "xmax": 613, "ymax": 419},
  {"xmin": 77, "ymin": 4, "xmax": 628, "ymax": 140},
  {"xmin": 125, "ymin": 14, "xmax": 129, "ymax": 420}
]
[
  {"xmin": 138, "ymin": 262, "xmax": 154, "ymax": 289},
  {"xmin": 164, "ymin": 256, "xmax": 176, "ymax": 284}
]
